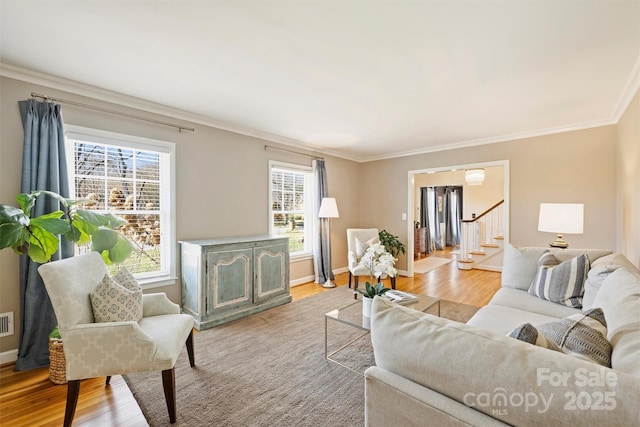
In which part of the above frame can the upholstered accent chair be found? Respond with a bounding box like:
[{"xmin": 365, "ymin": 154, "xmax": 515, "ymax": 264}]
[
  {"xmin": 38, "ymin": 252, "xmax": 195, "ymax": 426},
  {"xmin": 346, "ymin": 228, "xmax": 396, "ymax": 296}
]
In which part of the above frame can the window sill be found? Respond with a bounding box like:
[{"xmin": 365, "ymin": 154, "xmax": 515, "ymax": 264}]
[{"xmin": 139, "ymin": 275, "xmax": 177, "ymax": 290}]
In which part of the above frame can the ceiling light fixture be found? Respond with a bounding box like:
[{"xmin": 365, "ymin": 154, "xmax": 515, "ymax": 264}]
[{"xmin": 465, "ymin": 169, "xmax": 484, "ymax": 186}]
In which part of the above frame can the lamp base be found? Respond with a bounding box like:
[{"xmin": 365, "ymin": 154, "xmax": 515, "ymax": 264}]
[
  {"xmin": 549, "ymin": 234, "xmax": 569, "ymax": 249},
  {"xmin": 321, "ymin": 278, "xmax": 337, "ymax": 288}
]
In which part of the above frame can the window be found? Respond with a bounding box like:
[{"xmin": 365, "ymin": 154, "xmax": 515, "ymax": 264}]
[
  {"xmin": 65, "ymin": 126, "xmax": 176, "ymax": 287},
  {"xmin": 269, "ymin": 161, "xmax": 313, "ymax": 257}
]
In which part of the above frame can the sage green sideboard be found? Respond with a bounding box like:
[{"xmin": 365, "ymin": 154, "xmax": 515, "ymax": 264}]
[{"xmin": 179, "ymin": 235, "xmax": 291, "ymax": 330}]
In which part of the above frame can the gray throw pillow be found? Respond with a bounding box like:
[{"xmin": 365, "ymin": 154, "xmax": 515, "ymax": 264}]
[
  {"xmin": 508, "ymin": 323, "xmax": 561, "ymax": 351},
  {"xmin": 528, "ymin": 252, "xmax": 590, "ymax": 308}
]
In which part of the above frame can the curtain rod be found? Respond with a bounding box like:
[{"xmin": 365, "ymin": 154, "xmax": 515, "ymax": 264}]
[
  {"xmin": 264, "ymin": 144, "xmax": 324, "ymax": 160},
  {"xmin": 31, "ymin": 92, "xmax": 195, "ymax": 133}
]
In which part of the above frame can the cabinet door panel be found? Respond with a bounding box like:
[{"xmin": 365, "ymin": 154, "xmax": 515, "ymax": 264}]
[
  {"xmin": 206, "ymin": 248, "xmax": 253, "ymax": 313},
  {"xmin": 254, "ymin": 242, "xmax": 289, "ymax": 303}
]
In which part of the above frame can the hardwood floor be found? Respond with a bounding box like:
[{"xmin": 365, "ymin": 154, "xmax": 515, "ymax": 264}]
[{"xmin": 0, "ymin": 259, "xmax": 500, "ymax": 426}]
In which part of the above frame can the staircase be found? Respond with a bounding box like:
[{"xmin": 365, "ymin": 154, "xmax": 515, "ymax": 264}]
[{"xmin": 457, "ymin": 200, "xmax": 505, "ymax": 272}]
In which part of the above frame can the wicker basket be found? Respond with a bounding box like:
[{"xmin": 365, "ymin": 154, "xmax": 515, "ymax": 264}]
[{"xmin": 48, "ymin": 338, "xmax": 67, "ymax": 385}]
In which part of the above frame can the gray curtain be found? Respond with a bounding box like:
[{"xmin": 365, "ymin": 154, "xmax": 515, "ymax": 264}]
[
  {"xmin": 419, "ymin": 187, "xmax": 432, "ymax": 254},
  {"xmin": 431, "ymin": 187, "xmax": 443, "ymax": 250},
  {"xmin": 313, "ymin": 159, "xmax": 334, "ymax": 284},
  {"xmin": 443, "ymin": 186, "xmax": 463, "ymax": 247},
  {"xmin": 15, "ymin": 99, "xmax": 73, "ymax": 371}
]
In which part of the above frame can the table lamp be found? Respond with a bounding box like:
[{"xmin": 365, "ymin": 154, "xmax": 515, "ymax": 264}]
[{"xmin": 537, "ymin": 203, "xmax": 584, "ymax": 248}]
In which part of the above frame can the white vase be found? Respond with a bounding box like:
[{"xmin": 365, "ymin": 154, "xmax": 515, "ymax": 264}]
[{"xmin": 362, "ymin": 296, "xmax": 373, "ymax": 318}]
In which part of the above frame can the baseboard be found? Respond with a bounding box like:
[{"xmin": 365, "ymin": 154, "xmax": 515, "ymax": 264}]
[
  {"xmin": 474, "ymin": 265, "xmax": 503, "ymax": 272},
  {"xmin": 290, "ymin": 275, "xmax": 316, "ymax": 287},
  {"xmin": 0, "ymin": 348, "xmax": 18, "ymax": 365}
]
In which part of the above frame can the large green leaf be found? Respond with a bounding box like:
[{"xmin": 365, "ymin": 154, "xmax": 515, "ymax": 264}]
[
  {"xmin": 107, "ymin": 236, "xmax": 133, "ymax": 264},
  {"xmin": 91, "ymin": 228, "xmax": 119, "ymax": 252},
  {"xmin": 75, "ymin": 209, "xmax": 111, "ymax": 227},
  {"xmin": 29, "ymin": 225, "xmax": 60, "ymax": 263},
  {"xmin": 30, "ymin": 211, "xmax": 70, "ymax": 234},
  {"xmin": 16, "ymin": 192, "xmax": 37, "ymax": 217},
  {"xmin": 0, "ymin": 205, "xmax": 29, "ymax": 226},
  {"xmin": 0, "ymin": 223, "xmax": 28, "ymax": 250},
  {"xmin": 27, "ymin": 244, "xmax": 48, "ymax": 264}
]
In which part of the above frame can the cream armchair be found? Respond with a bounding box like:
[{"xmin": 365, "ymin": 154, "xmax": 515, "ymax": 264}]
[
  {"xmin": 347, "ymin": 228, "xmax": 396, "ymax": 296},
  {"xmin": 38, "ymin": 252, "xmax": 195, "ymax": 426}
]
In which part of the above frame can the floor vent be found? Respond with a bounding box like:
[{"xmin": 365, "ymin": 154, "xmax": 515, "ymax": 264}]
[{"xmin": 0, "ymin": 312, "xmax": 14, "ymax": 337}]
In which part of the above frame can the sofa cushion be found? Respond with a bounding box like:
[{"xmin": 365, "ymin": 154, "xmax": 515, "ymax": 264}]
[
  {"xmin": 582, "ymin": 265, "xmax": 619, "ymax": 310},
  {"xmin": 501, "ymin": 245, "xmax": 612, "ymax": 290},
  {"xmin": 488, "ymin": 288, "xmax": 581, "ymax": 319},
  {"xmin": 90, "ymin": 274, "xmax": 143, "ymax": 323},
  {"xmin": 508, "ymin": 323, "xmax": 561, "ymax": 351},
  {"xmin": 528, "ymin": 252, "xmax": 589, "ymax": 308},
  {"xmin": 466, "ymin": 304, "xmax": 562, "ymax": 334},
  {"xmin": 592, "ymin": 268, "xmax": 640, "ymax": 377},
  {"xmin": 537, "ymin": 308, "xmax": 612, "ymax": 367}
]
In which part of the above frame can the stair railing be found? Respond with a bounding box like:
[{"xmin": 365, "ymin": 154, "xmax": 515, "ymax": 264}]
[{"xmin": 458, "ymin": 200, "xmax": 505, "ymax": 269}]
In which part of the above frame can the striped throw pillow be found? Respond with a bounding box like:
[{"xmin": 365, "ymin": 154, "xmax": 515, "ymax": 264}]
[
  {"xmin": 528, "ymin": 252, "xmax": 590, "ymax": 308},
  {"xmin": 538, "ymin": 308, "xmax": 612, "ymax": 367},
  {"xmin": 509, "ymin": 323, "xmax": 561, "ymax": 351}
]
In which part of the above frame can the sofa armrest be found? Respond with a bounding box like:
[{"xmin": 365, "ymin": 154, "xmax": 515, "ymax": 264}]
[
  {"xmin": 365, "ymin": 366, "xmax": 508, "ymax": 427},
  {"xmin": 143, "ymin": 292, "xmax": 180, "ymax": 317},
  {"xmin": 61, "ymin": 322, "xmax": 156, "ymax": 380},
  {"xmin": 371, "ymin": 297, "xmax": 640, "ymax": 427}
]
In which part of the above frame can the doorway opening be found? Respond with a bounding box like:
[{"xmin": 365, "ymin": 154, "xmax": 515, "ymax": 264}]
[{"xmin": 406, "ymin": 160, "xmax": 510, "ymax": 277}]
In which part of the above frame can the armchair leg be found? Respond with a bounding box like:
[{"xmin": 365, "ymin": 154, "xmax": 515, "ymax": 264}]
[
  {"xmin": 186, "ymin": 329, "xmax": 195, "ymax": 368},
  {"xmin": 162, "ymin": 368, "xmax": 177, "ymax": 424},
  {"xmin": 391, "ymin": 276, "xmax": 396, "ymax": 290},
  {"xmin": 348, "ymin": 272, "xmax": 352, "ymax": 288},
  {"xmin": 64, "ymin": 380, "xmax": 81, "ymax": 427},
  {"xmin": 353, "ymin": 276, "xmax": 359, "ymax": 299},
  {"xmin": 106, "ymin": 376, "xmax": 111, "ymax": 385}
]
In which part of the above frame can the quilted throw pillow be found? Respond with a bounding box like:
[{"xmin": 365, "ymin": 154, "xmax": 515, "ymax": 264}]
[
  {"xmin": 528, "ymin": 252, "xmax": 590, "ymax": 308},
  {"xmin": 90, "ymin": 274, "xmax": 143, "ymax": 323},
  {"xmin": 355, "ymin": 237, "xmax": 378, "ymax": 260},
  {"xmin": 538, "ymin": 308, "xmax": 612, "ymax": 367}
]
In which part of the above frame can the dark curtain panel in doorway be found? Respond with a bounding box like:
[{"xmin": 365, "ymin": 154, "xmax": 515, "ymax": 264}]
[
  {"xmin": 443, "ymin": 186, "xmax": 463, "ymax": 247},
  {"xmin": 15, "ymin": 99, "xmax": 73, "ymax": 371},
  {"xmin": 431, "ymin": 187, "xmax": 443, "ymax": 250},
  {"xmin": 419, "ymin": 187, "xmax": 432, "ymax": 254},
  {"xmin": 313, "ymin": 159, "xmax": 334, "ymax": 284}
]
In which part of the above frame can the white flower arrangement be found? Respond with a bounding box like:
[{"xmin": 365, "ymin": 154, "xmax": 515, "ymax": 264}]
[{"xmin": 361, "ymin": 242, "xmax": 398, "ymax": 279}]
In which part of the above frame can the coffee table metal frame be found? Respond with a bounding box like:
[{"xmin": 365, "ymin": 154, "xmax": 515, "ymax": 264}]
[{"xmin": 324, "ymin": 294, "xmax": 441, "ymax": 375}]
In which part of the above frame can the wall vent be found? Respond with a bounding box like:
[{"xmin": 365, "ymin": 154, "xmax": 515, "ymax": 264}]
[{"xmin": 0, "ymin": 312, "xmax": 14, "ymax": 337}]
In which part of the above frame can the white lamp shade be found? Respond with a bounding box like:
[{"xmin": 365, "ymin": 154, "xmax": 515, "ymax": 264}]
[
  {"xmin": 318, "ymin": 197, "xmax": 339, "ymax": 218},
  {"xmin": 465, "ymin": 169, "xmax": 484, "ymax": 186},
  {"xmin": 538, "ymin": 203, "xmax": 584, "ymax": 234}
]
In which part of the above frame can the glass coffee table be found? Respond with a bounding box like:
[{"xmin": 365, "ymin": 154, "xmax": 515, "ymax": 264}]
[{"xmin": 324, "ymin": 293, "xmax": 440, "ymax": 374}]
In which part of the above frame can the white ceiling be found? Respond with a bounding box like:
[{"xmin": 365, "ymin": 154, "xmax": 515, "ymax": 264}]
[{"xmin": 1, "ymin": 1, "xmax": 639, "ymax": 162}]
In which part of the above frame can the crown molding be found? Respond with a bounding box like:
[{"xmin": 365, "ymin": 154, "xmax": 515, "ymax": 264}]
[
  {"xmin": 0, "ymin": 63, "xmax": 359, "ymax": 163},
  {"xmin": 611, "ymin": 56, "xmax": 640, "ymax": 122},
  {"xmin": 360, "ymin": 118, "xmax": 616, "ymax": 163}
]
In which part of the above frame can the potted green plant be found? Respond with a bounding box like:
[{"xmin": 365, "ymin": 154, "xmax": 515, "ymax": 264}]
[
  {"xmin": 356, "ymin": 243, "xmax": 397, "ymax": 317},
  {"xmin": 1, "ymin": 190, "xmax": 134, "ymax": 384},
  {"xmin": 378, "ymin": 229, "xmax": 406, "ymax": 258}
]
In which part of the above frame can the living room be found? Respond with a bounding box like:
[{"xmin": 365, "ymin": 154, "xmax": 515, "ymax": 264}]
[{"xmin": 0, "ymin": 1, "xmax": 639, "ymax": 426}]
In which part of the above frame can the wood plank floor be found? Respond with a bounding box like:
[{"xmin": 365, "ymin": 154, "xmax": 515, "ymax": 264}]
[{"xmin": 0, "ymin": 256, "xmax": 500, "ymax": 426}]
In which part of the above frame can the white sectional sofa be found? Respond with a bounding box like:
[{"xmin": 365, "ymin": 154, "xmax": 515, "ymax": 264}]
[{"xmin": 365, "ymin": 246, "xmax": 640, "ymax": 426}]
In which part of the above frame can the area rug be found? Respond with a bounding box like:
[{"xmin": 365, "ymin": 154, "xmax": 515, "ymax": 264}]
[
  {"xmin": 413, "ymin": 256, "xmax": 453, "ymax": 274},
  {"xmin": 123, "ymin": 286, "xmax": 479, "ymax": 426}
]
